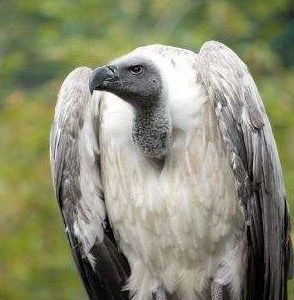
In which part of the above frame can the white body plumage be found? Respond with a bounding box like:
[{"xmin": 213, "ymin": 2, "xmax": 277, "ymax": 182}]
[{"xmin": 99, "ymin": 47, "xmax": 245, "ymax": 299}]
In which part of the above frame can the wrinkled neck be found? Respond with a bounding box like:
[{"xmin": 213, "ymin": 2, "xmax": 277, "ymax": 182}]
[{"xmin": 132, "ymin": 101, "xmax": 171, "ymax": 159}]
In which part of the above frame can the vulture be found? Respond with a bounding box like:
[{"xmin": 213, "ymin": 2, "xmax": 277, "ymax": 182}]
[{"xmin": 50, "ymin": 41, "xmax": 293, "ymax": 300}]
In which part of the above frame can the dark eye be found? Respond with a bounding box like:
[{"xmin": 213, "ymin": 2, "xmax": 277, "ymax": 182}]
[{"xmin": 129, "ymin": 65, "xmax": 143, "ymax": 75}]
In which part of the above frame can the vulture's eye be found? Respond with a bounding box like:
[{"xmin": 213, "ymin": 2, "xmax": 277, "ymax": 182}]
[{"xmin": 129, "ymin": 65, "xmax": 143, "ymax": 75}]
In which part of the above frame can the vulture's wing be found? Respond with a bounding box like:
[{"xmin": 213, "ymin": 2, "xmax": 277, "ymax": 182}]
[
  {"xmin": 198, "ymin": 41, "xmax": 293, "ymax": 300},
  {"xmin": 50, "ymin": 67, "xmax": 130, "ymax": 300}
]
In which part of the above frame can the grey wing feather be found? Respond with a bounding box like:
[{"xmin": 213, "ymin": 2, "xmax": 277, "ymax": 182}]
[
  {"xmin": 198, "ymin": 41, "xmax": 293, "ymax": 300},
  {"xmin": 50, "ymin": 67, "xmax": 130, "ymax": 300}
]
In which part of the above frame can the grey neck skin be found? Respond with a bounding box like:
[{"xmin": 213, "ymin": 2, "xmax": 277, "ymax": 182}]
[{"xmin": 132, "ymin": 99, "xmax": 171, "ymax": 159}]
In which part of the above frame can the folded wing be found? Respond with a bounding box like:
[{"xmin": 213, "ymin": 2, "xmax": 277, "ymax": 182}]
[
  {"xmin": 198, "ymin": 41, "xmax": 293, "ymax": 300},
  {"xmin": 50, "ymin": 67, "xmax": 130, "ymax": 300}
]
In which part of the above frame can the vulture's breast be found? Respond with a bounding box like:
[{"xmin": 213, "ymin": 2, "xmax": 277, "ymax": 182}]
[{"xmin": 100, "ymin": 91, "xmax": 244, "ymax": 278}]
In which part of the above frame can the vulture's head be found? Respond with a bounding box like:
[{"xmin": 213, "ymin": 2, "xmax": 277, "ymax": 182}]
[{"xmin": 89, "ymin": 54, "xmax": 165, "ymax": 110}]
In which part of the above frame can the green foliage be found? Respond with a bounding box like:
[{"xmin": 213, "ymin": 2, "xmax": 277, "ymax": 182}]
[{"xmin": 1, "ymin": 0, "xmax": 293, "ymax": 299}]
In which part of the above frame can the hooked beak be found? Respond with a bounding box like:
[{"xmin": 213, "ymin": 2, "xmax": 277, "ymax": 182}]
[{"xmin": 89, "ymin": 65, "xmax": 119, "ymax": 94}]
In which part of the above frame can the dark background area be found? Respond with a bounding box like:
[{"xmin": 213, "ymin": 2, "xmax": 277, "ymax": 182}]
[{"xmin": 1, "ymin": 0, "xmax": 293, "ymax": 299}]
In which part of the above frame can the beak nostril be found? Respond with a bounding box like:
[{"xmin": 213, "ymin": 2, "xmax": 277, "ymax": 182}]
[{"xmin": 107, "ymin": 65, "xmax": 117, "ymax": 74}]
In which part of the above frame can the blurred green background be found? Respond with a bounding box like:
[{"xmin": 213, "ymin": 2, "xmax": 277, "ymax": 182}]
[{"xmin": 1, "ymin": 0, "xmax": 293, "ymax": 299}]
